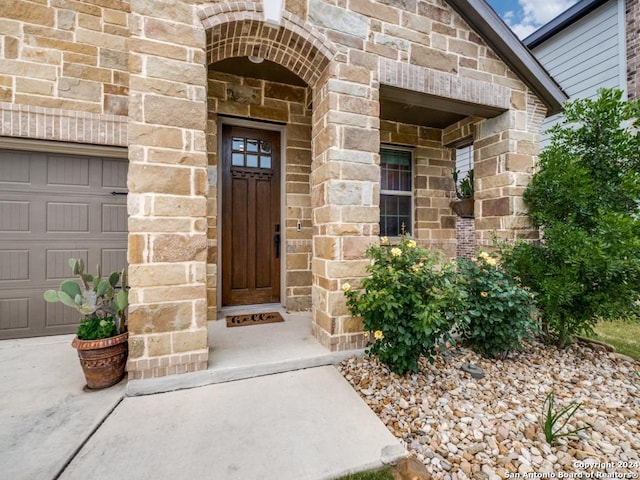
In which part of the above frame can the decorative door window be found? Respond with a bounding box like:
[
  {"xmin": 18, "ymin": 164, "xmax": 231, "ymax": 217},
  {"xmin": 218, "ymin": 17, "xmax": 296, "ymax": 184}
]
[{"xmin": 232, "ymin": 137, "xmax": 272, "ymax": 169}]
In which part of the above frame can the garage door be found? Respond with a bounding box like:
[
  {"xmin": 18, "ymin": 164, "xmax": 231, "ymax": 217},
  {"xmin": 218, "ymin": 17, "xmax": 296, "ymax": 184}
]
[{"xmin": 0, "ymin": 150, "xmax": 128, "ymax": 339}]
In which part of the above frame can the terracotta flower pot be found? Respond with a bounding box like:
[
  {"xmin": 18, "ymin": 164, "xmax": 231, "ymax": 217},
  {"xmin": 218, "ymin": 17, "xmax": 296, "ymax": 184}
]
[
  {"xmin": 450, "ymin": 197, "xmax": 474, "ymax": 218},
  {"xmin": 71, "ymin": 332, "xmax": 128, "ymax": 389}
]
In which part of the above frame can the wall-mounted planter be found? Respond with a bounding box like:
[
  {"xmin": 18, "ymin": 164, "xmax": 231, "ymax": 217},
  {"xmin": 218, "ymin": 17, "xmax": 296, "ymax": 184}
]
[{"xmin": 450, "ymin": 198, "xmax": 474, "ymax": 218}]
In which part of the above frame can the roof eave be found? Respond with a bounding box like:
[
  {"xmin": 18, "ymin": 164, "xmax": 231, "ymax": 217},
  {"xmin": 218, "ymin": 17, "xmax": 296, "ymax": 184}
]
[{"xmin": 446, "ymin": 0, "xmax": 568, "ymax": 116}]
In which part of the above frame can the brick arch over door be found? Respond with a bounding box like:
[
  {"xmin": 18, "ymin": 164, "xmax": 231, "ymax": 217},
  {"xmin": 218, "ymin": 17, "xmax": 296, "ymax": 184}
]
[{"xmin": 198, "ymin": 1, "xmax": 337, "ymax": 87}]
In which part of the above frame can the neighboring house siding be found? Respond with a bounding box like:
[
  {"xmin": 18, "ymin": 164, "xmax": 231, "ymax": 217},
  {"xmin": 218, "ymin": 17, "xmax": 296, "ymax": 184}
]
[
  {"xmin": 628, "ymin": 0, "xmax": 640, "ymax": 99},
  {"xmin": 530, "ymin": 0, "xmax": 626, "ymax": 146}
]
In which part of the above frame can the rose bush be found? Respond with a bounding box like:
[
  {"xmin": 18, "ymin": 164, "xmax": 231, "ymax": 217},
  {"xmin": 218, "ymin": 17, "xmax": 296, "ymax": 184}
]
[{"xmin": 343, "ymin": 237, "xmax": 461, "ymax": 374}]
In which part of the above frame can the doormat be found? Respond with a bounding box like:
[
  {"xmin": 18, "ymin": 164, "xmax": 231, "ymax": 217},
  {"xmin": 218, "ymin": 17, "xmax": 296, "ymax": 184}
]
[{"xmin": 226, "ymin": 311, "xmax": 284, "ymax": 328}]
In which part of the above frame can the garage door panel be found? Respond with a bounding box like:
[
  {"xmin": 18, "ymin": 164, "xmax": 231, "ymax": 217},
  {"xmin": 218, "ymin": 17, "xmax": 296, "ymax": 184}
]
[
  {"xmin": 0, "ymin": 298, "xmax": 29, "ymax": 331},
  {"xmin": 46, "ymin": 300, "xmax": 79, "ymax": 328},
  {"xmin": 102, "ymin": 160, "xmax": 127, "ymax": 188},
  {"xmin": 0, "ymin": 250, "xmax": 29, "ymax": 281},
  {"xmin": 0, "ymin": 152, "xmax": 31, "ymax": 183},
  {"xmin": 102, "ymin": 249, "xmax": 127, "ymax": 275},
  {"xmin": 47, "ymin": 202, "xmax": 90, "ymax": 232},
  {"xmin": 0, "ymin": 201, "xmax": 30, "ymax": 232},
  {"xmin": 0, "ymin": 150, "xmax": 128, "ymax": 339},
  {"xmin": 102, "ymin": 204, "xmax": 127, "ymax": 233},
  {"xmin": 46, "ymin": 249, "xmax": 89, "ymax": 280},
  {"xmin": 47, "ymin": 156, "xmax": 90, "ymax": 187}
]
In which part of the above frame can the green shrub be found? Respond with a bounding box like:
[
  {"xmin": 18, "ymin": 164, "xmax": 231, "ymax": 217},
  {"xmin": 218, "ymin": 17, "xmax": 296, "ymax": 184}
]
[
  {"xmin": 343, "ymin": 237, "xmax": 461, "ymax": 374},
  {"xmin": 456, "ymin": 252, "xmax": 539, "ymax": 358},
  {"xmin": 502, "ymin": 89, "xmax": 640, "ymax": 347},
  {"xmin": 76, "ymin": 316, "xmax": 117, "ymax": 340}
]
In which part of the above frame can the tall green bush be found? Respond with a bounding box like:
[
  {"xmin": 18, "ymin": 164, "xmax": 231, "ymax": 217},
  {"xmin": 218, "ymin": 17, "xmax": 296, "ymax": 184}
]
[
  {"xmin": 502, "ymin": 89, "xmax": 640, "ymax": 347},
  {"xmin": 456, "ymin": 252, "xmax": 538, "ymax": 358}
]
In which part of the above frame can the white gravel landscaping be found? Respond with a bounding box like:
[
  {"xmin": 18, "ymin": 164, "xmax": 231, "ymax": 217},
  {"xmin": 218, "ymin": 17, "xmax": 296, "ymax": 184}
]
[{"xmin": 337, "ymin": 341, "xmax": 640, "ymax": 480}]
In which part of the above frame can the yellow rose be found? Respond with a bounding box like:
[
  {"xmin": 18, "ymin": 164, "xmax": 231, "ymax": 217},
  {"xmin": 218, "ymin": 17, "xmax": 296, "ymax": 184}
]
[
  {"xmin": 407, "ymin": 240, "xmax": 417, "ymax": 249},
  {"xmin": 486, "ymin": 257, "xmax": 497, "ymax": 266},
  {"xmin": 481, "ymin": 291, "xmax": 488, "ymax": 298},
  {"xmin": 342, "ymin": 283, "xmax": 351, "ymax": 293},
  {"xmin": 479, "ymin": 251, "xmax": 490, "ymax": 260},
  {"xmin": 374, "ymin": 330, "xmax": 384, "ymax": 340},
  {"xmin": 391, "ymin": 247, "xmax": 402, "ymax": 257},
  {"xmin": 380, "ymin": 236, "xmax": 389, "ymax": 244}
]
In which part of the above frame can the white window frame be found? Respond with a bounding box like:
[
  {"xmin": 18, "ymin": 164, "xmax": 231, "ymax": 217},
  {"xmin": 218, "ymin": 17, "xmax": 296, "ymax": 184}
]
[{"xmin": 379, "ymin": 145, "xmax": 414, "ymax": 238}]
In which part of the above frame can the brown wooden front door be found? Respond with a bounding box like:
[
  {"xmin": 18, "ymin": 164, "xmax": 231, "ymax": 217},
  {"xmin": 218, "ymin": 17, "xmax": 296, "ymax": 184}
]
[{"xmin": 221, "ymin": 125, "xmax": 281, "ymax": 306}]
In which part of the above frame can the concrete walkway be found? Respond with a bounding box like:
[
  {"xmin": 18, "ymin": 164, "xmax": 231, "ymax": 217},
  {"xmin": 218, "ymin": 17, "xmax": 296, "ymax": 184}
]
[
  {"xmin": 0, "ymin": 316, "xmax": 405, "ymax": 480},
  {"xmin": 0, "ymin": 335, "xmax": 125, "ymax": 480}
]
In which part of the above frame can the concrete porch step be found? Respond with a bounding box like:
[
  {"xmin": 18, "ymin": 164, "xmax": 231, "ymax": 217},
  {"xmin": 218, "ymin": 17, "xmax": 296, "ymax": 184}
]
[{"xmin": 126, "ymin": 311, "xmax": 364, "ymax": 396}]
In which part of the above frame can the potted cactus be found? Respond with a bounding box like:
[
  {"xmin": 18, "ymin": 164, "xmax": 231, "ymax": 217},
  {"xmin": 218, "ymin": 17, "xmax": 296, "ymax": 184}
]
[{"xmin": 44, "ymin": 258, "xmax": 128, "ymax": 389}]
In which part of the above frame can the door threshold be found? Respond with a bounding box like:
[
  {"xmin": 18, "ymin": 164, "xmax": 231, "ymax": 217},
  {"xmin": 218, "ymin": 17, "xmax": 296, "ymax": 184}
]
[{"xmin": 217, "ymin": 303, "xmax": 284, "ymax": 320}]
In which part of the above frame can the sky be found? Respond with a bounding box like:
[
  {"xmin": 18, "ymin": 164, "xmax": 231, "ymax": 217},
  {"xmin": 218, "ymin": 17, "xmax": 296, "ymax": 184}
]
[{"xmin": 486, "ymin": 0, "xmax": 579, "ymax": 39}]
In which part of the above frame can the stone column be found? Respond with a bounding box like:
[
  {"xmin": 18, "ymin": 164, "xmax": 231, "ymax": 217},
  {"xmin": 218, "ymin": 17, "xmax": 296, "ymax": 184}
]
[
  {"xmin": 126, "ymin": 0, "xmax": 209, "ymax": 379},
  {"xmin": 310, "ymin": 63, "xmax": 380, "ymax": 351},
  {"xmin": 473, "ymin": 93, "xmax": 546, "ymax": 245}
]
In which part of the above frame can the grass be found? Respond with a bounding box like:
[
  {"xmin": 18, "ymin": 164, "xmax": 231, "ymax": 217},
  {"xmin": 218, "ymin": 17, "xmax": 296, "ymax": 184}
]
[
  {"xmin": 334, "ymin": 467, "xmax": 394, "ymax": 480},
  {"xmin": 586, "ymin": 318, "xmax": 640, "ymax": 360}
]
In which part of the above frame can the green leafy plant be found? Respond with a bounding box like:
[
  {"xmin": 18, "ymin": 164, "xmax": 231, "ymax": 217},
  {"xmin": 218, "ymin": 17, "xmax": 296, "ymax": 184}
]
[
  {"xmin": 343, "ymin": 237, "xmax": 461, "ymax": 374},
  {"xmin": 456, "ymin": 251, "xmax": 539, "ymax": 358},
  {"xmin": 541, "ymin": 391, "xmax": 591, "ymax": 445},
  {"xmin": 44, "ymin": 258, "xmax": 128, "ymax": 340},
  {"xmin": 453, "ymin": 168, "xmax": 474, "ymax": 199},
  {"xmin": 501, "ymin": 89, "xmax": 640, "ymax": 347}
]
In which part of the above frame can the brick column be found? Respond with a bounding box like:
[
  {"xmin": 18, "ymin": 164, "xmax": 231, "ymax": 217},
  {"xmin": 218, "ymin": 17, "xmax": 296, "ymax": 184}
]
[
  {"xmin": 126, "ymin": 0, "xmax": 209, "ymax": 379},
  {"xmin": 474, "ymin": 93, "xmax": 545, "ymax": 245},
  {"xmin": 310, "ymin": 63, "xmax": 380, "ymax": 351}
]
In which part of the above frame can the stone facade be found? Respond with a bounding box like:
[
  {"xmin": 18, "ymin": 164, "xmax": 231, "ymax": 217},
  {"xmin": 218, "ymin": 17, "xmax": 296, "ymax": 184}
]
[
  {"xmin": 205, "ymin": 71, "xmax": 314, "ymax": 318},
  {"xmin": 1, "ymin": 0, "xmax": 558, "ymax": 379}
]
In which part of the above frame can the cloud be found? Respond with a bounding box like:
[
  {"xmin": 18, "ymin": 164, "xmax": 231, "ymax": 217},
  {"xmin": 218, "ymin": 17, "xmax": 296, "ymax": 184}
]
[{"xmin": 504, "ymin": 0, "xmax": 578, "ymax": 38}]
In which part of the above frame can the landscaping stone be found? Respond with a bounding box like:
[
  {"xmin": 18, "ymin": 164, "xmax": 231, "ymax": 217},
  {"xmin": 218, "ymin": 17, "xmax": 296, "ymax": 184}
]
[
  {"xmin": 338, "ymin": 341, "xmax": 640, "ymax": 479},
  {"xmin": 394, "ymin": 456, "xmax": 431, "ymax": 480}
]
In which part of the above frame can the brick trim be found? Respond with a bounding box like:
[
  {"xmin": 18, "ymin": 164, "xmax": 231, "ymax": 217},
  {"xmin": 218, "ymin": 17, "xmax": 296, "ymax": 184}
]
[
  {"xmin": 379, "ymin": 58, "xmax": 511, "ymax": 110},
  {"xmin": 0, "ymin": 102, "xmax": 127, "ymax": 147},
  {"xmin": 526, "ymin": 93, "xmax": 546, "ymax": 134},
  {"xmin": 127, "ymin": 350, "xmax": 209, "ymax": 379},
  {"xmin": 456, "ymin": 216, "xmax": 475, "ymax": 259},
  {"xmin": 199, "ymin": 2, "xmax": 336, "ymax": 87},
  {"xmin": 311, "ymin": 323, "xmax": 366, "ymax": 351}
]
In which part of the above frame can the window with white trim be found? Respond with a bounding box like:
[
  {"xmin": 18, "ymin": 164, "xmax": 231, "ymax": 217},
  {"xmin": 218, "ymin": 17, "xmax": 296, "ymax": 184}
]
[
  {"xmin": 455, "ymin": 144, "xmax": 474, "ymax": 178},
  {"xmin": 379, "ymin": 147, "xmax": 413, "ymax": 237}
]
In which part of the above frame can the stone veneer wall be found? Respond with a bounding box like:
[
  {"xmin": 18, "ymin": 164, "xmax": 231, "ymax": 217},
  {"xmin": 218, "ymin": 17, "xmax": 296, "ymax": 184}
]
[
  {"xmin": 628, "ymin": 0, "xmax": 640, "ymax": 100},
  {"xmin": 472, "ymin": 94, "xmax": 545, "ymax": 246},
  {"xmin": 0, "ymin": 0, "xmax": 552, "ymax": 377},
  {"xmin": 0, "ymin": 1, "xmax": 129, "ymax": 146},
  {"xmin": 380, "ymin": 119, "xmax": 457, "ymax": 258},
  {"xmin": 0, "ymin": 0, "xmax": 129, "ymax": 115},
  {"xmin": 205, "ymin": 70, "xmax": 313, "ymax": 318},
  {"xmin": 126, "ymin": 0, "xmax": 210, "ymax": 379}
]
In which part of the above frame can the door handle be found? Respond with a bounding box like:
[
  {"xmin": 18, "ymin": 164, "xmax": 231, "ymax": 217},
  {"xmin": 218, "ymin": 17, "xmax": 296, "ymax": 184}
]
[{"xmin": 274, "ymin": 233, "xmax": 280, "ymax": 258}]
